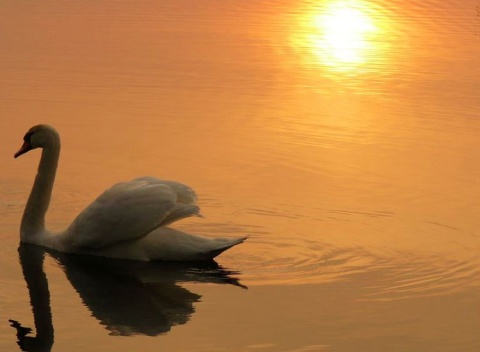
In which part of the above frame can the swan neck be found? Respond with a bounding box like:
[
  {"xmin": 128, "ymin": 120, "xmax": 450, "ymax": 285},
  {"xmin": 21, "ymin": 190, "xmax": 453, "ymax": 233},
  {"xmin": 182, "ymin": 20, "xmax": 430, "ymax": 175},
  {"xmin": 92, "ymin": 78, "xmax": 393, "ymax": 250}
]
[{"xmin": 21, "ymin": 140, "xmax": 60, "ymax": 241}]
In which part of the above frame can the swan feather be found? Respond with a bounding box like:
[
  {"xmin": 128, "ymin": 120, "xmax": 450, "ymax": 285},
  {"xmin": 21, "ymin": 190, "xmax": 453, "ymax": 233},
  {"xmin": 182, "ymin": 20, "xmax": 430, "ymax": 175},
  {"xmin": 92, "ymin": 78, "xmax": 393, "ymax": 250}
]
[{"xmin": 15, "ymin": 124, "xmax": 246, "ymax": 261}]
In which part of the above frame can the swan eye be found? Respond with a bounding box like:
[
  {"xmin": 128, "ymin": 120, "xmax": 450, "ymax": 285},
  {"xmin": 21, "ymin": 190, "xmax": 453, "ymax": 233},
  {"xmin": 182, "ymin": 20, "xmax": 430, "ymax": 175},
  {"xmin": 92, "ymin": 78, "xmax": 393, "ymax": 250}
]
[{"xmin": 23, "ymin": 132, "xmax": 34, "ymax": 143}]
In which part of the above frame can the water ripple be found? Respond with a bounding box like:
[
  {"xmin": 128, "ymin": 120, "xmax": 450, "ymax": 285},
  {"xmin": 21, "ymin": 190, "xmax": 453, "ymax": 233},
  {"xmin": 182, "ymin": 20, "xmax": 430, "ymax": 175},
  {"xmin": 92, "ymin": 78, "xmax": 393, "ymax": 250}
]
[{"xmin": 238, "ymin": 237, "xmax": 480, "ymax": 301}]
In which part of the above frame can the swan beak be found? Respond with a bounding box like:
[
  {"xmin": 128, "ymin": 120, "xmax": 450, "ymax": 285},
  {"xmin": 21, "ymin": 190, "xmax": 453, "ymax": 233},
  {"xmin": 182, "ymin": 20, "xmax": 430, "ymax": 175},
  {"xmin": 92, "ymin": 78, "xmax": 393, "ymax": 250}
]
[{"xmin": 14, "ymin": 141, "xmax": 32, "ymax": 158}]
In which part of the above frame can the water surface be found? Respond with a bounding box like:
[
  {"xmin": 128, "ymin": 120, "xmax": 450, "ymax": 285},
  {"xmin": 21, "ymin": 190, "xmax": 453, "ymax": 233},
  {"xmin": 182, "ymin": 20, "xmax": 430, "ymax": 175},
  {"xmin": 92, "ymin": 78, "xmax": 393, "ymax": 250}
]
[{"xmin": 1, "ymin": 0, "xmax": 479, "ymax": 351}]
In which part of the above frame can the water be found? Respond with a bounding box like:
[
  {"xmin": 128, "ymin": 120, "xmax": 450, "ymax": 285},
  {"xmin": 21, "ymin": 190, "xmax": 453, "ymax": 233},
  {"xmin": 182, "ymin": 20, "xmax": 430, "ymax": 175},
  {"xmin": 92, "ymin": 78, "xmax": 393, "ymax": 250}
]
[{"xmin": 1, "ymin": 0, "xmax": 480, "ymax": 351}]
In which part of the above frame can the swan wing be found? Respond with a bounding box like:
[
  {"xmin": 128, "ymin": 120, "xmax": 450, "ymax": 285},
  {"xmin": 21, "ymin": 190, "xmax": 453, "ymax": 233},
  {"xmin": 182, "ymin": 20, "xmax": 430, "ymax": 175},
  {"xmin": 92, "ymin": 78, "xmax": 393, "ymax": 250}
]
[
  {"xmin": 133, "ymin": 177, "xmax": 198, "ymax": 204},
  {"xmin": 131, "ymin": 177, "xmax": 201, "ymax": 226},
  {"xmin": 65, "ymin": 179, "xmax": 181, "ymax": 249}
]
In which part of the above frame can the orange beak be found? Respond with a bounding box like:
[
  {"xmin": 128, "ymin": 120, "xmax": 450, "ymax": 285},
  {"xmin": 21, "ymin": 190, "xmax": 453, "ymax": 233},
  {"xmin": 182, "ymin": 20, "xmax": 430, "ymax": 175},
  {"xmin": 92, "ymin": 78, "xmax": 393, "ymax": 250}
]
[{"xmin": 14, "ymin": 141, "xmax": 32, "ymax": 158}]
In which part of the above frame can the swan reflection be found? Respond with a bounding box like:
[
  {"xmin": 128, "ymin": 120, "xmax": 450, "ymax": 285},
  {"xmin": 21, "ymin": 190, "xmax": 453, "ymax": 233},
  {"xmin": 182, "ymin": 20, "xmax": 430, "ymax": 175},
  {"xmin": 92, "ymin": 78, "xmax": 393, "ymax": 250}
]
[
  {"xmin": 9, "ymin": 245, "xmax": 53, "ymax": 352},
  {"xmin": 10, "ymin": 244, "xmax": 246, "ymax": 350}
]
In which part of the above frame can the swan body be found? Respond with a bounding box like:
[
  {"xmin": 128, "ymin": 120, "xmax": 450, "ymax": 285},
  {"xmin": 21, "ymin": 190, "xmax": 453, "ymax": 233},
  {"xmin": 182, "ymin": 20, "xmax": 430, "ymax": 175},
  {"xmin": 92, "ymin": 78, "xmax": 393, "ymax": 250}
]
[{"xmin": 14, "ymin": 124, "xmax": 246, "ymax": 261}]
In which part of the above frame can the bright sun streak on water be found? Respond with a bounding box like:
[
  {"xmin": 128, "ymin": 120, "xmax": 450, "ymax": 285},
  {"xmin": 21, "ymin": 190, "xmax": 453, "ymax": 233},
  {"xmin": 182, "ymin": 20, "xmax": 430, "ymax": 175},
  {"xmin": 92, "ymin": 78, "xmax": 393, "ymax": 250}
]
[{"xmin": 310, "ymin": 2, "xmax": 378, "ymax": 68}]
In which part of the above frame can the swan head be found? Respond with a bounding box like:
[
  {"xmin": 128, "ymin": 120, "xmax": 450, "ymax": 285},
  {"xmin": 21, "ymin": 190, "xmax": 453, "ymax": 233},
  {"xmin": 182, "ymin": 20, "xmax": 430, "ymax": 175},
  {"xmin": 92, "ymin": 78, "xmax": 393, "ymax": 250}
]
[{"xmin": 14, "ymin": 125, "xmax": 60, "ymax": 158}]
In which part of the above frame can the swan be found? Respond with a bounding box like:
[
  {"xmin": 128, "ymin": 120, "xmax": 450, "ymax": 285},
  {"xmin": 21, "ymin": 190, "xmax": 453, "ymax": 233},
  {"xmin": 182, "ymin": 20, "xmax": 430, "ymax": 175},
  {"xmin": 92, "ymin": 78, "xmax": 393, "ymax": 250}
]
[{"xmin": 14, "ymin": 124, "xmax": 246, "ymax": 261}]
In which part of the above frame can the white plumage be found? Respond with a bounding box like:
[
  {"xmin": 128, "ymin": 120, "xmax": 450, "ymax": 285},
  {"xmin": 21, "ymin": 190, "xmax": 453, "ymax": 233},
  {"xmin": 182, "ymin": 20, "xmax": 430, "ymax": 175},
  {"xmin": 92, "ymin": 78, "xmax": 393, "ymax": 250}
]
[{"xmin": 14, "ymin": 124, "xmax": 246, "ymax": 261}]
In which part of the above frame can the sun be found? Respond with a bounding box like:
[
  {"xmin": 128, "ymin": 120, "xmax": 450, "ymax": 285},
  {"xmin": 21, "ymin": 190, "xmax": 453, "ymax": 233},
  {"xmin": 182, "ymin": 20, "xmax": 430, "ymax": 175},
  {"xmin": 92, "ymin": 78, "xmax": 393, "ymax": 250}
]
[{"xmin": 310, "ymin": 2, "xmax": 378, "ymax": 68}]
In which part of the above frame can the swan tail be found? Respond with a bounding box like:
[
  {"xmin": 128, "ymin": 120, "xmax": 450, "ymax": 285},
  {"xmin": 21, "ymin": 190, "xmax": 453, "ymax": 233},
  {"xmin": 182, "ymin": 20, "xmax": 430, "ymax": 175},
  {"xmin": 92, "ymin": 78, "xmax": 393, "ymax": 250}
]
[
  {"xmin": 207, "ymin": 236, "xmax": 248, "ymax": 259},
  {"xmin": 159, "ymin": 204, "xmax": 201, "ymax": 227}
]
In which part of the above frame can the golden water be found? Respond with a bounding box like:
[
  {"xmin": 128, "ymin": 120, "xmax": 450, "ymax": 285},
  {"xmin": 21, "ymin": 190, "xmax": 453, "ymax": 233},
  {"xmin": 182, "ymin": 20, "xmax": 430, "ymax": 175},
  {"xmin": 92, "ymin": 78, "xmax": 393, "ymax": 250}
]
[{"xmin": 1, "ymin": 0, "xmax": 479, "ymax": 351}]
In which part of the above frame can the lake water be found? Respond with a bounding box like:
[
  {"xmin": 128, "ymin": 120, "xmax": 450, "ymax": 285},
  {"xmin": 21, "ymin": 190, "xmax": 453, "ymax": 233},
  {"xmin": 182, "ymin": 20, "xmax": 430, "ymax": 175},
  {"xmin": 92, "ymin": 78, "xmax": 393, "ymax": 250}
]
[{"xmin": 1, "ymin": 0, "xmax": 479, "ymax": 351}]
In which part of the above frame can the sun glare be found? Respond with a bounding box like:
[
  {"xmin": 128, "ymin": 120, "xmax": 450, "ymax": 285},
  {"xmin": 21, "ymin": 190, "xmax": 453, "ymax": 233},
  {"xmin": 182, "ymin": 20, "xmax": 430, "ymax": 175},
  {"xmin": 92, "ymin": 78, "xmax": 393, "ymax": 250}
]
[{"xmin": 309, "ymin": 1, "xmax": 379, "ymax": 69}]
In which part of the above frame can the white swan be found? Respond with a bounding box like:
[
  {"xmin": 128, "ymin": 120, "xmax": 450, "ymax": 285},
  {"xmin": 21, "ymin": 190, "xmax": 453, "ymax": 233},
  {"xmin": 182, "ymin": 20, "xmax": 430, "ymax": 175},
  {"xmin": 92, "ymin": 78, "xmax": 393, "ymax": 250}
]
[{"xmin": 14, "ymin": 124, "xmax": 246, "ymax": 261}]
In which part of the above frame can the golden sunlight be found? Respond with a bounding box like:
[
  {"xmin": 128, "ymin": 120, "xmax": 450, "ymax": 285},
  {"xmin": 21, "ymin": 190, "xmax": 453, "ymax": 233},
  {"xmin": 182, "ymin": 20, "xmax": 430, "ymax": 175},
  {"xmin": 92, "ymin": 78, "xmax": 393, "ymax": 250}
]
[{"xmin": 303, "ymin": 1, "xmax": 381, "ymax": 70}]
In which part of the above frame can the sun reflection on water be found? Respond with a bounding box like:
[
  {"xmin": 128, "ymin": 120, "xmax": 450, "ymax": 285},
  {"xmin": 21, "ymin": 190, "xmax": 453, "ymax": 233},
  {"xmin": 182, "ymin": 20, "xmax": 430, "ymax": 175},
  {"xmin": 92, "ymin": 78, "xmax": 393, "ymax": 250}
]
[
  {"xmin": 314, "ymin": 4, "xmax": 376, "ymax": 64},
  {"xmin": 295, "ymin": 0, "xmax": 385, "ymax": 72}
]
